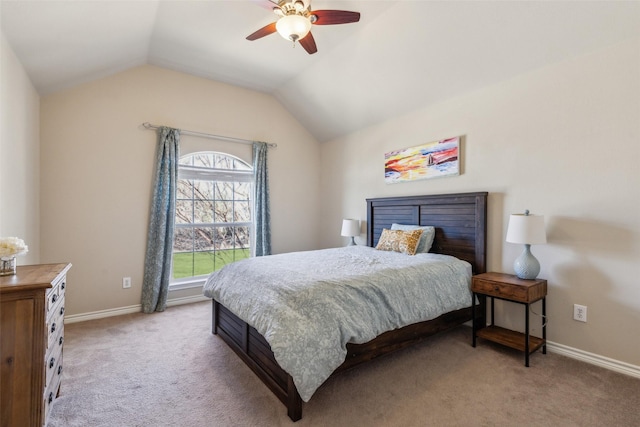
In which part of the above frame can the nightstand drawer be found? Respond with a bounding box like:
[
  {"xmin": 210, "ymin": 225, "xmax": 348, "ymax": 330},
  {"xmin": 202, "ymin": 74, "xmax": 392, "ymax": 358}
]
[
  {"xmin": 472, "ymin": 273, "xmax": 546, "ymax": 303},
  {"xmin": 472, "ymin": 278, "xmax": 529, "ymax": 301}
]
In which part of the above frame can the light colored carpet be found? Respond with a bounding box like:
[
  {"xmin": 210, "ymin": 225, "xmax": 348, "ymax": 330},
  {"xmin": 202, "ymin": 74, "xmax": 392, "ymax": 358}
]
[{"xmin": 48, "ymin": 301, "xmax": 640, "ymax": 426}]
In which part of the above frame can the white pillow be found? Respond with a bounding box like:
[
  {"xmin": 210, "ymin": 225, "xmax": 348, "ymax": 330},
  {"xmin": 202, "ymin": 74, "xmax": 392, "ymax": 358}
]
[{"xmin": 390, "ymin": 223, "xmax": 435, "ymax": 253}]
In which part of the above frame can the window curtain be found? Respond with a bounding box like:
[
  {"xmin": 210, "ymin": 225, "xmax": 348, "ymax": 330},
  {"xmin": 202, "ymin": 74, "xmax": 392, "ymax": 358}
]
[
  {"xmin": 253, "ymin": 142, "xmax": 271, "ymax": 257},
  {"xmin": 141, "ymin": 127, "xmax": 180, "ymax": 313}
]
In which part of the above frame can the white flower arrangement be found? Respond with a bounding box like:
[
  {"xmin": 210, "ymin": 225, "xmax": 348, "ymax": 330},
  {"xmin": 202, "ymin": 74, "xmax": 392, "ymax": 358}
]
[{"xmin": 0, "ymin": 237, "xmax": 29, "ymax": 258}]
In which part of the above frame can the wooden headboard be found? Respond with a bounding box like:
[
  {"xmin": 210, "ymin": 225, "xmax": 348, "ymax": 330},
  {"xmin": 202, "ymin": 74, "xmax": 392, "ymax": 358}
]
[{"xmin": 366, "ymin": 192, "xmax": 488, "ymax": 274}]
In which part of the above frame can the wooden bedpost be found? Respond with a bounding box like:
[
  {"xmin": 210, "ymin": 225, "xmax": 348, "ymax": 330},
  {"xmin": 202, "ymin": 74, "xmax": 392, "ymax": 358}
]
[
  {"xmin": 212, "ymin": 299, "xmax": 219, "ymax": 335},
  {"xmin": 287, "ymin": 376, "xmax": 302, "ymax": 422}
]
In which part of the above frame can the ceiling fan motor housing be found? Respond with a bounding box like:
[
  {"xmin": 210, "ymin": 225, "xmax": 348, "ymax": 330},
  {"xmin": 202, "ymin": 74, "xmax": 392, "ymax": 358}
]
[
  {"xmin": 247, "ymin": 0, "xmax": 360, "ymax": 54},
  {"xmin": 274, "ymin": 1, "xmax": 310, "ymax": 17}
]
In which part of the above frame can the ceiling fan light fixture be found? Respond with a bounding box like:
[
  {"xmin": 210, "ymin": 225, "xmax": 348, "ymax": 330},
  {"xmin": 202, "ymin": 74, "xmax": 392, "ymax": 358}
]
[{"xmin": 276, "ymin": 14, "xmax": 311, "ymax": 42}]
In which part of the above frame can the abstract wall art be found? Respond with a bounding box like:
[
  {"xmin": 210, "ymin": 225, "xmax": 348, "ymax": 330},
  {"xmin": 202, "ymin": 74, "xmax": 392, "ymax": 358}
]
[{"xmin": 385, "ymin": 136, "xmax": 460, "ymax": 183}]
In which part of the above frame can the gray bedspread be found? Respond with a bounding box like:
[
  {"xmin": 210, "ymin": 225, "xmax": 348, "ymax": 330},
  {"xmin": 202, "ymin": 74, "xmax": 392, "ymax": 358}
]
[{"xmin": 203, "ymin": 245, "xmax": 472, "ymax": 401}]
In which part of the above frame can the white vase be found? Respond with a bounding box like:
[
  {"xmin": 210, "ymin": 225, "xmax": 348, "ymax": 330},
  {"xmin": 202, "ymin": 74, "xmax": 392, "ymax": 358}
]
[{"xmin": 0, "ymin": 256, "xmax": 16, "ymax": 276}]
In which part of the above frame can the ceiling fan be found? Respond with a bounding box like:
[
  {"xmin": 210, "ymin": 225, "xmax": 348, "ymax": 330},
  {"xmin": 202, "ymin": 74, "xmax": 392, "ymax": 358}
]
[{"xmin": 246, "ymin": 0, "xmax": 361, "ymax": 54}]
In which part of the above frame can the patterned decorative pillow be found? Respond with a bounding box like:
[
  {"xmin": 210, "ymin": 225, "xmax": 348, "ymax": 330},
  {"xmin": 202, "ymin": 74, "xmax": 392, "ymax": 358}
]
[
  {"xmin": 375, "ymin": 228, "xmax": 425, "ymax": 255},
  {"xmin": 390, "ymin": 223, "xmax": 436, "ymax": 253}
]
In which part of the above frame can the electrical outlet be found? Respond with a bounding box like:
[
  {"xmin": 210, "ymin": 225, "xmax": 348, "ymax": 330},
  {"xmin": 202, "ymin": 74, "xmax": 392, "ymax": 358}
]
[
  {"xmin": 122, "ymin": 277, "xmax": 132, "ymax": 289},
  {"xmin": 573, "ymin": 304, "xmax": 587, "ymax": 322}
]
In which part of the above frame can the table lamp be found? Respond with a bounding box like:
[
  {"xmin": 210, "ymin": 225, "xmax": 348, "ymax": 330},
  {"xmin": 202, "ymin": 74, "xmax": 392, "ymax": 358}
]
[
  {"xmin": 506, "ymin": 210, "xmax": 547, "ymax": 279},
  {"xmin": 341, "ymin": 219, "xmax": 360, "ymax": 246}
]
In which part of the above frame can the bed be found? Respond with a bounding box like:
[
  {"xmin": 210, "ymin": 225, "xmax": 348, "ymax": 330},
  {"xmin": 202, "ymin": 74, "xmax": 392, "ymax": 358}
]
[{"xmin": 205, "ymin": 192, "xmax": 487, "ymax": 421}]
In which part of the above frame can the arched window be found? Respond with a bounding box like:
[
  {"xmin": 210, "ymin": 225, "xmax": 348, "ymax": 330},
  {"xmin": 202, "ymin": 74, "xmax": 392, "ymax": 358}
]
[{"xmin": 172, "ymin": 152, "xmax": 253, "ymax": 284}]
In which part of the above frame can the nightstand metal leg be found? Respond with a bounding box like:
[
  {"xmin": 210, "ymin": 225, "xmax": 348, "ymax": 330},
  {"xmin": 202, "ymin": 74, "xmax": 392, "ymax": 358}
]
[
  {"xmin": 525, "ymin": 303, "xmax": 530, "ymax": 367},
  {"xmin": 490, "ymin": 297, "xmax": 495, "ymax": 327},
  {"xmin": 472, "ymin": 292, "xmax": 476, "ymax": 347},
  {"xmin": 542, "ymin": 297, "xmax": 547, "ymax": 354}
]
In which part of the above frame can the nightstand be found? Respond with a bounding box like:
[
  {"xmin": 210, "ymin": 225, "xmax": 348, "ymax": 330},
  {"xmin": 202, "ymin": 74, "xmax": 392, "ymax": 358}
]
[{"xmin": 471, "ymin": 272, "xmax": 547, "ymax": 367}]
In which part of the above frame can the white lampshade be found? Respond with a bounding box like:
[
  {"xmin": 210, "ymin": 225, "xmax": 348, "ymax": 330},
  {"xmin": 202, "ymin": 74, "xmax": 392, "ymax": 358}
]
[
  {"xmin": 506, "ymin": 212, "xmax": 547, "ymax": 245},
  {"xmin": 276, "ymin": 14, "xmax": 311, "ymax": 42},
  {"xmin": 341, "ymin": 219, "xmax": 360, "ymax": 237}
]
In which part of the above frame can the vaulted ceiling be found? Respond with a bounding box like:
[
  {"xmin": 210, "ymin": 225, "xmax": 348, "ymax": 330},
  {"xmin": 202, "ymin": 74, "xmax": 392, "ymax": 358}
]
[{"xmin": 2, "ymin": 1, "xmax": 639, "ymax": 142}]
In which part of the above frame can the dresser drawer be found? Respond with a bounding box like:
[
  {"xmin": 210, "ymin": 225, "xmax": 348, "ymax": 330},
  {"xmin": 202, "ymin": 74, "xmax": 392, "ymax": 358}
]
[
  {"xmin": 46, "ymin": 276, "xmax": 66, "ymax": 316},
  {"xmin": 48, "ymin": 289, "xmax": 64, "ymax": 321},
  {"xmin": 47, "ymin": 297, "xmax": 65, "ymax": 352},
  {"xmin": 43, "ymin": 367, "xmax": 63, "ymax": 425},
  {"xmin": 46, "ymin": 319, "xmax": 64, "ymax": 359},
  {"xmin": 45, "ymin": 343, "xmax": 63, "ymax": 390},
  {"xmin": 46, "ymin": 284, "xmax": 61, "ymax": 313}
]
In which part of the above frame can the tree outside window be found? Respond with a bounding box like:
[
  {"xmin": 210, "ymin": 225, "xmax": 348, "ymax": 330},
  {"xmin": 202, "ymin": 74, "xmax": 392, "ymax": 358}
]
[{"xmin": 172, "ymin": 152, "xmax": 252, "ymax": 280}]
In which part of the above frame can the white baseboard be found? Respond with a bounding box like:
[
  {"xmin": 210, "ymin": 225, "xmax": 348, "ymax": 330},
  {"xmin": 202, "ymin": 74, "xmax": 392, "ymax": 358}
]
[
  {"xmin": 65, "ymin": 304, "xmax": 141, "ymax": 324},
  {"xmin": 166, "ymin": 294, "xmax": 210, "ymax": 307},
  {"xmin": 64, "ymin": 294, "xmax": 210, "ymax": 324},
  {"xmin": 547, "ymin": 341, "xmax": 640, "ymax": 379}
]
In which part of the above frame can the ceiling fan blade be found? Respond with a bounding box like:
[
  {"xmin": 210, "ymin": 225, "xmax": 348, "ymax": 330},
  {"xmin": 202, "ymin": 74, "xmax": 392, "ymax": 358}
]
[
  {"xmin": 299, "ymin": 31, "xmax": 318, "ymax": 54},
  {"xmin": 246, "ymin": 22, "xmax": 277, "ymax": 41},
  {"xmin": 311, "ymin": 10, "xmax": 360, "ymax": 25},
  {"xmin": 250, "ymin": 0, "xmax": 280, "ymax": 11}
]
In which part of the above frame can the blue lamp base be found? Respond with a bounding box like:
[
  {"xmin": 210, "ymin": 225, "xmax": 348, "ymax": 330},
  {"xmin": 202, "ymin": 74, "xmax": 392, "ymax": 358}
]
[
  {"xmin": 513, "ymin": 244, "xmax": 540, "ymax": 280},
  {"xmin": 348, "ymin": 237, "xmax": 357, "ymax": 246}
]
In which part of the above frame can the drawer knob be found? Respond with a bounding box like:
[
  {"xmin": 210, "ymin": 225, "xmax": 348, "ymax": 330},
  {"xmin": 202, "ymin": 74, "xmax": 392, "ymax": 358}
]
[
  {"xmin": 52, "ymin": 294, "xmax": 58, "ymax": 303},
  {"xmin": 58, "ymin": 365, "xmax": 63, "ymax": 375},
  {"xmin": 48, "ymin": 392, "xmax": 54, "ymax": 404},
  {"xmin": 61, "ymin": 281, "xmax": 66, "ymax": 290},
  {"xmin": 493, "ymin": 286, "xmax": 500, "ymax": 291},
  {"xmin": 60, "ymin": 306, "xmax": 65, "ymax": 316},
  {"xmin": 49, "ymin": 357, "xmax": 55, "ymax": 369},
  {"xmin": 51, "ymin": 323, "xmax": 56, "ymax": 334},
  {"xmin": 59, "ymin": 336, "xmax": 64, "ymax": 346}
]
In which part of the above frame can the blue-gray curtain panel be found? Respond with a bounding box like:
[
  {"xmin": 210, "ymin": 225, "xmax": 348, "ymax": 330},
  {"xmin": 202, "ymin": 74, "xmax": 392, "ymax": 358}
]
[
  {"xmin": 141, "ymin": 127, "xmax": 180, "ymax": 313},
  {"xmin": 253, "ymin": 142, "xmax": 272, "ymax": 257}
]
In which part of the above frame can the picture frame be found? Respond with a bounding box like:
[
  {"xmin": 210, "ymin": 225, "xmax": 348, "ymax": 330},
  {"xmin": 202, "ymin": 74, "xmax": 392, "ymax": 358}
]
[{"xmin": 385, "ymin": 136, "xmax": 460, "ymax": 183}]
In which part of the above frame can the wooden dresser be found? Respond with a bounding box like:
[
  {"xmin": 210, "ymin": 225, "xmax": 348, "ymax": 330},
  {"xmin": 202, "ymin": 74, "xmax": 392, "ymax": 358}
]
[{"xmin": 1, "ymin": 263, "xmax": 71, "ymax": 427}]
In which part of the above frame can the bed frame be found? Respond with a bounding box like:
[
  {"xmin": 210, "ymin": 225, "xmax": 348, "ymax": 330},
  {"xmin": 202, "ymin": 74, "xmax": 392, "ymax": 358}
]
[{"xmin": 211, "ymin": 191, "xmax": 488, "ymax": 421}]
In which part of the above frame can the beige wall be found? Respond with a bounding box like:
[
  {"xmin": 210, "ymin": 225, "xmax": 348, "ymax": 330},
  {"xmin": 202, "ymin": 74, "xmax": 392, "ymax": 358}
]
[
  {"xmin": 40, "ymin": 65, "xmax": 320, "ymax": 316},
  {"xmin": 319, "ymin": 38, "xmax": 640, "ymax": 366},
  {"xmin": 0, "ymin": 33, "xmax": 40, "ymax": 265}
]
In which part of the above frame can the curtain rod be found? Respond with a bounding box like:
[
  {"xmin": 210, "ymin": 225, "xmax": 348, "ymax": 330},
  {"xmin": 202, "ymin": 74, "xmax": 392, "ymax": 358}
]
[{"xmin": 141, "ymin": 122, "xmax": 277, "ymax": 148}]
